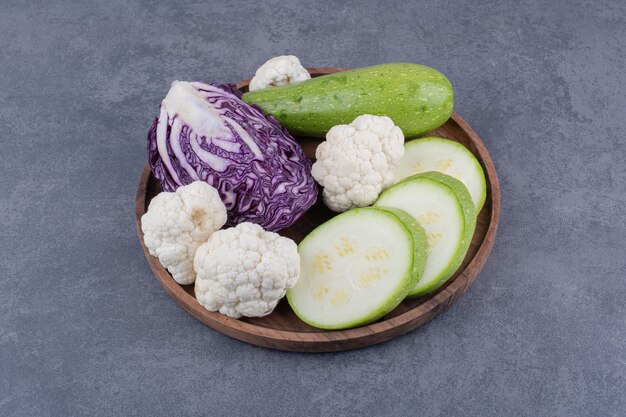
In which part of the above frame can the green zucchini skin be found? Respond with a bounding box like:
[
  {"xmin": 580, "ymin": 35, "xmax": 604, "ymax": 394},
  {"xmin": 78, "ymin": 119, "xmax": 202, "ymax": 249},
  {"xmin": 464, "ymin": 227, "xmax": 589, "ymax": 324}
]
[{"xmin": 242, "ymin": 63, "xmax": 454, "ymax": 138}]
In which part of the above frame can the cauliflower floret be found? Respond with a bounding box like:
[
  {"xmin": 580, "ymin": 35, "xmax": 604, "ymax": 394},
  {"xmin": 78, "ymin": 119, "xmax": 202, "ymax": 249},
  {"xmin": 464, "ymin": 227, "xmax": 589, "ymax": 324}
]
[
  {"xmin": 194, "ymin": 222, "xmax": 300, "ymax": 318},
  {"xmin": 311, "ymin": 115, "xmax": 405, "ymax": 212},
  {"xmin": 141, "ymin": 181, "xmax": 227, "ymax": 285},
  {"xmin": 248, "ymin": 55, "xmax": 311, "ymax": 92}
]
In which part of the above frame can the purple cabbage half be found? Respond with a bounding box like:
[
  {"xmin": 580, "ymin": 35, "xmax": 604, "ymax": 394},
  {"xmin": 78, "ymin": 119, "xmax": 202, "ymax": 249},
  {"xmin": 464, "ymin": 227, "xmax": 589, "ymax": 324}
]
[{"xmin": 147, "ymin": 81, "xmax": 318, "ymax": 231}]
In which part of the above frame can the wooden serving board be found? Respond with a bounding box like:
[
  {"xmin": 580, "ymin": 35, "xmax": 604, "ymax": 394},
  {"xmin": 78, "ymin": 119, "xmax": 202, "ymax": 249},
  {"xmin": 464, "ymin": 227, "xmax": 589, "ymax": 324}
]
[{"xmin": 135, "ymin": 68, "xmax": 500, "ymax": 352}]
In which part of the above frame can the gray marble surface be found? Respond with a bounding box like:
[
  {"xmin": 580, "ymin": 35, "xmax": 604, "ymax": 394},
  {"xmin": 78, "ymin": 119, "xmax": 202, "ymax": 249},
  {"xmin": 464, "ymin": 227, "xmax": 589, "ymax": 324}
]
[{"xmin": 1, "ymin": 0, "xmax": 625, "ymax": 416}]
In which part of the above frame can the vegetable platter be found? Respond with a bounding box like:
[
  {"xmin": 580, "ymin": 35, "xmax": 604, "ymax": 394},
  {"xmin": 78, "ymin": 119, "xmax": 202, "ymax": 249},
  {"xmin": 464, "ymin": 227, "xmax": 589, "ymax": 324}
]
[{"xmin": 136, "ymin": 66, "xmax": 499, "ymax": 352}]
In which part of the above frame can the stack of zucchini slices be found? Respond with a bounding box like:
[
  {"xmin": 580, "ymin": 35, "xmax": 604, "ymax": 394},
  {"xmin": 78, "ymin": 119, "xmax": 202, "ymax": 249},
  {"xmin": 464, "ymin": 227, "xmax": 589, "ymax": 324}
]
[{"xmin": 288, "ymin": 137, "xmax": 487, "ymax": 329}]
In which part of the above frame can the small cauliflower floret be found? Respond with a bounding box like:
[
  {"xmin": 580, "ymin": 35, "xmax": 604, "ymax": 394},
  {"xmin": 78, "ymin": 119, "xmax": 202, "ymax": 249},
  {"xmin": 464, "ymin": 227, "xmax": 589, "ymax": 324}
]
[
  {"xmin": 141, "ymin": 181, "xmax": 227, "ymax": 285},
  {"xmin": 194, "ymin": 222, "xmax": 300, "ymax": 318},
  {"xmin": 311, "ymin": 115, "xmax": 405, "ymax": 212},
  {"xmin": 248, "ymin": 55, "xmax": 311, "ymax": 92}
]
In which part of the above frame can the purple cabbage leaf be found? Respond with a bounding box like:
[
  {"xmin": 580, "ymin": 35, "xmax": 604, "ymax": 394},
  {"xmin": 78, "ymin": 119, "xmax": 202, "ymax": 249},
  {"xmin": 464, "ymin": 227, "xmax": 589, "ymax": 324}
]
[{"xmin": 148, "ymin": 81, "xmax": 318, "ymax": 231}]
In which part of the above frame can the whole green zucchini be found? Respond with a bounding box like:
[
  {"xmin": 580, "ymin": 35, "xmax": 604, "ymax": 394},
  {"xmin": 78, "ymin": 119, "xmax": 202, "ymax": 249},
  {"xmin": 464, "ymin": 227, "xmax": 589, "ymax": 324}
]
[{"xmin": 242, "ymin": 63, "xmax": 454, "ymax": 138}]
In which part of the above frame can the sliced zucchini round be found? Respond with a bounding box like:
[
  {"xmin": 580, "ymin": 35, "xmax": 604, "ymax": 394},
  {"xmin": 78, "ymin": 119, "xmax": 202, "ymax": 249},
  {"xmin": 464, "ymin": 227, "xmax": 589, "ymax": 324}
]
[
  {"xmin": 393, "ymin": 137, "xmax": 487, "ymax": 212},
  {"xmin": 287, "ymin": 207, "xmax": 428, "ymax": 330},
  {"xmin": 375, "ymin": 171, "xmax": 477, "ymax": 297}
]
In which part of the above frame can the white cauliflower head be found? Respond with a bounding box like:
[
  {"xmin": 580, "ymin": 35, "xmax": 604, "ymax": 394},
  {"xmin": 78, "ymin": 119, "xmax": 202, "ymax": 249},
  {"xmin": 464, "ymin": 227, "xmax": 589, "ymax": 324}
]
[
  {"xmin": 194, "ymin": 222, "xmax": 300, "ymax": 318},
  {"xmin": 311, "ymin": 114, "xmax": 405, "ymax": 212},
  {"xmin": 141, "ymin": 181, "xmax": 227, "ymax": 285},
  {"xmin": 248, "ymin": 55, "xmax": 311, "ymax": 92}
]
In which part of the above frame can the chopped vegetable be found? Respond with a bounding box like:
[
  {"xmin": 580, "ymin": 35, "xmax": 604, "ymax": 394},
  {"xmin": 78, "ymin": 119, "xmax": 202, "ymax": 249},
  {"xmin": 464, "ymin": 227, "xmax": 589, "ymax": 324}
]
[
  {"xmin": 194, "ymin": 222, "xmax": 300, "ymax": 318},
  {"xmin": 141, "ymin": 181, "xmax": 227, "ymax": 285},
  {"xmin": 147, "ymin": 80, "xmax": 318, "ymax": 232},
  {"xmin": 243, "ymin": 63, "xmax": 454, "ymax": 137},
  {"xmin": 394, "ymin": 137, "xmax": 487, "ymax": 211},
  {"xmin": 287, "ymin": 207, "xmax": 427, "ymax": 330},
  {"xmin": 311, "ymin": 115, "xmax": 405, "ymax": 212},
  {"xmin": 375, "ymin": 172, "xmax": 476, "ymax": 296},
  {"xmin": 249, "ymin": 55, "xmax": 311, "ymax": 92}
]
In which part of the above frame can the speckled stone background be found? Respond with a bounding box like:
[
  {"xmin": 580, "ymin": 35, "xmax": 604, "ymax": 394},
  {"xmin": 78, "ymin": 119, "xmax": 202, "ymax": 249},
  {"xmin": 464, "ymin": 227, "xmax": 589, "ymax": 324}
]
[{"xmin": 1, "ymin": 0, "xmax": 625, "ymax": 415}]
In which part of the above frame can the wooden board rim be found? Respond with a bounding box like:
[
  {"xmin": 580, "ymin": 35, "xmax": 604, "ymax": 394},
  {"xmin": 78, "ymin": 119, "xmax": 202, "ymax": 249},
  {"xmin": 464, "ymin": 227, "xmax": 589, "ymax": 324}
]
[{"xmin": 135, "ymin": 67, "xmax": 500, "ymax": 352}]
